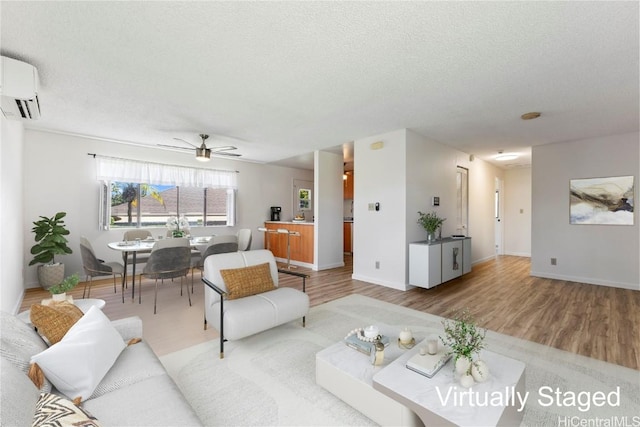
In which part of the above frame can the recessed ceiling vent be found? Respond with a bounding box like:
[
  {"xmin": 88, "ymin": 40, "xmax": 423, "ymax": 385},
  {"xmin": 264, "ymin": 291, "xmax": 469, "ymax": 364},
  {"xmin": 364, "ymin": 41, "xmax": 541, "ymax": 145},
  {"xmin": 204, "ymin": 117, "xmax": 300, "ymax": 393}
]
[{"xmin": 0, "ymin": 56, "xmax": 41, "ymax": 120}]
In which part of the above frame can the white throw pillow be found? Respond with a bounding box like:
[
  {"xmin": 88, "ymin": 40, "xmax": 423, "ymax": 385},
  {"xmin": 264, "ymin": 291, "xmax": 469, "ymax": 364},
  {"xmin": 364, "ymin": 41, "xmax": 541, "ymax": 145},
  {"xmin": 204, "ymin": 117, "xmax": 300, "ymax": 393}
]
[{"xmin": 30, "ymin": 306, "xmax": 126, "ymax": 402}]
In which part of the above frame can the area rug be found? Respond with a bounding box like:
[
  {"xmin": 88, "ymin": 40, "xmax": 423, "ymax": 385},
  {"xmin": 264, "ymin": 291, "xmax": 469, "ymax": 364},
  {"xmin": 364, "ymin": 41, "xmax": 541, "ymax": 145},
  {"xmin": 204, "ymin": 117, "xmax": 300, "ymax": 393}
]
[{"xmin": 160, "ymin": 294, "xmax": 640, "ymax": 426}]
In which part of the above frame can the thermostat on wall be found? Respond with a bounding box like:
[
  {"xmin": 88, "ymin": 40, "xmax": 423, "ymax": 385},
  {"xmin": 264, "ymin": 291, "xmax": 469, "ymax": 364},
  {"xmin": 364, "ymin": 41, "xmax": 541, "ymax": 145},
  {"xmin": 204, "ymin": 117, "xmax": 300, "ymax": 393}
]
[{"xmin": 432, "ymin": 197, "xmax": 440, "ymax": 206}]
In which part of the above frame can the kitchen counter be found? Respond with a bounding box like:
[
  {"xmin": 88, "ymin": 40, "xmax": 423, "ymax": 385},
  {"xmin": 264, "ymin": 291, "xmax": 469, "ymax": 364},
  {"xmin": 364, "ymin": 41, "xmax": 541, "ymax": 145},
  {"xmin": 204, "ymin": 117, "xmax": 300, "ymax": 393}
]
[
  {"xmin": 265, "ymin": 220, "xmax": 314, "ymax": 225},
  {"xmin": 263, "ymin": 222, "xmax": 314, "ymax": 265}
]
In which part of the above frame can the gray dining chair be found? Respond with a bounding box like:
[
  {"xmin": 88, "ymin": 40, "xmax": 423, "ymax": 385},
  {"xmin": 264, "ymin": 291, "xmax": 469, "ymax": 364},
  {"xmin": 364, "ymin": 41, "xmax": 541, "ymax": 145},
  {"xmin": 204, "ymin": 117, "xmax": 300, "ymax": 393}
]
[
  {"xmin": 141, "ymin": 238, "xmax": 192, "ymax": 314},
  {"xmin": 122, "ymin": 229, "xmax": 152, "ymax": 275},
  {"xmin": 191, "ymin": 241, "xmax": 239, "ymax": 283},
  {"xmin": 79, "ymin": 236, "xmax": 125, "ymax": 299}
]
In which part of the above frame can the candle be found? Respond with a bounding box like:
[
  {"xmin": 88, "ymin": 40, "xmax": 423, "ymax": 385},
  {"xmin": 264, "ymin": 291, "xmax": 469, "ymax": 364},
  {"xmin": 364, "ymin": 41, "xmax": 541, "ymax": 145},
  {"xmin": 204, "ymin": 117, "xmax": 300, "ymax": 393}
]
[
  {"xmin": 427, "ymin": 338, "xmax": 438, "ymax": 355},
  {"xmin": 399, "ymin": 328, "xmax": 413, "ymax": 344},
  {"xmin": 363, "ymin": 325, "xmax": 379, "ymax": 339}
]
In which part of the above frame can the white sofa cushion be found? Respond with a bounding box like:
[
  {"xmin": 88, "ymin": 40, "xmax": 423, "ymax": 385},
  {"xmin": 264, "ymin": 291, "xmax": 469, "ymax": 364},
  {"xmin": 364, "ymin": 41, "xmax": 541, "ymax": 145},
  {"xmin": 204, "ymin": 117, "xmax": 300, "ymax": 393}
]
[
  {"xmin": 0, "ymin": 311, "xmax": 51, "ymax": 392},
  {"xmin": 82, "ymin": 374, "xmax": 203, "ymax": 426},
  {"xmin": 212, "ymin": 288, "xmax": 309, "ymax": 340},
  {"xmin": 0, "ymin": 356, "xmax": 41, "ymax": 426}
]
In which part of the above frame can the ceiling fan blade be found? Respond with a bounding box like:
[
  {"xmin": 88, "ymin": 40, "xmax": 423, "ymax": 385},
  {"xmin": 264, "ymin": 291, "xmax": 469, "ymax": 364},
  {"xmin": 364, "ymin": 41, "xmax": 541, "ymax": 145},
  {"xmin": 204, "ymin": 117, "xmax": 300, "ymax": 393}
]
[
  {"xmin": 210, "ymin": 145, "xmax": 237, "ymax": 152},
  {"xmin": 158, "ymin": 144, "xmax": 194, "ymax": 151},
  {"xmin": 214, "ymin": 151, "xmax": 242, "ymax": 157},
  {"xmin": 172, "ymin": 137, "xmax": 199, "ymax": 149}
]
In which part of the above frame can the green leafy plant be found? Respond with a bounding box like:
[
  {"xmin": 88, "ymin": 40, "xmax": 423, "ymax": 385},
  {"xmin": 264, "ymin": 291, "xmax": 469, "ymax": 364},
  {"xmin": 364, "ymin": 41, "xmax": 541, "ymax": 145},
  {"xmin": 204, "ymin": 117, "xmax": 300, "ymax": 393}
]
[
  {"xmin": 439, "ymin": 308, "xmax": 486, "ymax": 362},
  {"xmin": 29, "ymin": 212, "xmax": 73, "ymax": 266},
  {"xmin": 417, "ymin": 211, "xmax": 446, "ymax": 233},
  {"xmin": 48, "ymin": 273, "xmax": 80, "ymax": 295}
]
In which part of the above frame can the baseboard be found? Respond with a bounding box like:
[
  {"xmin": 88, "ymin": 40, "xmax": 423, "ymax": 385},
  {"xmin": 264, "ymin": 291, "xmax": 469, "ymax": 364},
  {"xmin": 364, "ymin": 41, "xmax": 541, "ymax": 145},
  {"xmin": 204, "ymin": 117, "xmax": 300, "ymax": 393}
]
[
  {"xmin": 530, "ymin": 270, "xmax": 639, "ymax": 291},
  {"xmin": 505, "ymin": 251, "xmax": 531, "ymax": 257},
  {"xmin": 316, "ymin": 261, "xmax": 345, "ymax": 271},
  {"xmin": 12, "ymin": 288, "xmax": 26, "ymax": 315},
  {"xmin": 351, "ymin": 273, "xmax": 409, "ymax": 291},
  {"xmin": 472, "ymin": 254, "xmax": 496, "ymax": 265},
  {"xmin": 273, "ymin": 257, "xmax": 314, "ymax": 270}
]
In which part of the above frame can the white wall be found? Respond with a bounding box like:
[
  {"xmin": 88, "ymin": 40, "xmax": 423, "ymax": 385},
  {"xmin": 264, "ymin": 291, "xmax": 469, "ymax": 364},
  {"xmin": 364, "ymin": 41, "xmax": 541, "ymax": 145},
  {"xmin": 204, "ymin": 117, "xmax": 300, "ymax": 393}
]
[
  {"xmin": 21, "ymin": 129, "xmax": 313, "ymax": 291},
  {"xmin": 314, "ymin": 150, "xmax": 344, "ymax": 270},
  {"xmin": 352, "ymin": 128, "xmax": 503, "ymax": 290},
  {"xmin": 504, "ymin": 167, "xmax": 532, "ymax": 257},
  {"xmin": 1, "ymin": 118, "xmax": 25, "ymax": 313},
  {"xmin": 531, "ymin": 132, "xmax": 639, "ymax": 290},
  {"xmin": 353, "ymin": 129, "xmax": 409, "ymax": 290}
]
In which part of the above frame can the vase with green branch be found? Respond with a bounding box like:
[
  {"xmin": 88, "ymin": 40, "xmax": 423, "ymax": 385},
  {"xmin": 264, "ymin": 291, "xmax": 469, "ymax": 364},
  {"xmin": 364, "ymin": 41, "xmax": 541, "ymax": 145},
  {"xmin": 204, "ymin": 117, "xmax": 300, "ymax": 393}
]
[
  {"xmin": 417, "ymin": 211, "xmax": 446, "ymax": 242},
  {"xmin": 439, "ymin": 308, "xmax": 488, "ymax": 386}
]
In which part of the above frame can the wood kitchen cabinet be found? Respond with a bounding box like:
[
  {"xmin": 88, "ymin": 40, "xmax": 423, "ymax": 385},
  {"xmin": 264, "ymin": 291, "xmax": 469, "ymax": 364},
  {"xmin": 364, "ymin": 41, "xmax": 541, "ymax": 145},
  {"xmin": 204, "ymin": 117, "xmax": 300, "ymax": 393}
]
[
  {"xmin": 343, "ymin": 222, "xmax": 352, "ymax": 253},
  {"xmin": 343, "ymin": 172, "xmax": 354, "ymax": 199},
  {"xmin": 409, "ymin": 237, "xmax": 471, "ymax": 289},
  {"xmin": 264, "ymin": 222, "xmax": 314, "ymax": 264}
]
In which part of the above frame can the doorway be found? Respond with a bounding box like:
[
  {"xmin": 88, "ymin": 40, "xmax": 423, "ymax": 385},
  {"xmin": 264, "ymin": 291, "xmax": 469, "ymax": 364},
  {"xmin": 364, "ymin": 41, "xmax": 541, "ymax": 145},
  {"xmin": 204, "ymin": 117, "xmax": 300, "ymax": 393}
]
[{"xmin": 494, "ymin": 177, "xmax": 504, "ymax": 256}]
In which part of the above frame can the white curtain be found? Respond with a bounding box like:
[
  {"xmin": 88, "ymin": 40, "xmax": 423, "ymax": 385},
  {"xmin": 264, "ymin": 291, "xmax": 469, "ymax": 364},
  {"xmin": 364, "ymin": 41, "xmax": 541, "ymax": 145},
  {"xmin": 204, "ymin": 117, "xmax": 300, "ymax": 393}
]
[{"xmin": 95, "ymin": 156, "xmax": 238, "ymax": 189}]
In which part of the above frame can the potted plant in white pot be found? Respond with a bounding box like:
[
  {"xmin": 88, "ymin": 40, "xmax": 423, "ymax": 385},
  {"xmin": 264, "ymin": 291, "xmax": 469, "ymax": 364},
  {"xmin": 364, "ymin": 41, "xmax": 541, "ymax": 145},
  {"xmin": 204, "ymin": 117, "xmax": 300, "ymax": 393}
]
[
  {"xmin": 29, "ymin": 212, "xmax": 73, "ymax": 290},
  {"xmin": 440, "ymin": 308, "xmax": 489, "ymax": 387},
  {"xmin": 48, "ymin": 273, "xmax": 80, "ymax": 302},
  {"xmin": 417, "ymin": 211, "xmax": 446, "ymax": 242}
]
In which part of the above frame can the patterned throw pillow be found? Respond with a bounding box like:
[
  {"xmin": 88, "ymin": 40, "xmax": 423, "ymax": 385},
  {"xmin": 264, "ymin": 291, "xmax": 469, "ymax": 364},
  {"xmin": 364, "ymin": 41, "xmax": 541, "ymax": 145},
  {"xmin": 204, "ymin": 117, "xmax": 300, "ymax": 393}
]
[
  {"xmin": 220, "ymin": 262, "xmax": 276, "ymax": 300},
  {"xmin": 32, "ymin": 392, "xmax": 101, "ymax": 427},
  {"xmin": 30, "ymin": 302, "xmax": 84, "ymax": 345}
]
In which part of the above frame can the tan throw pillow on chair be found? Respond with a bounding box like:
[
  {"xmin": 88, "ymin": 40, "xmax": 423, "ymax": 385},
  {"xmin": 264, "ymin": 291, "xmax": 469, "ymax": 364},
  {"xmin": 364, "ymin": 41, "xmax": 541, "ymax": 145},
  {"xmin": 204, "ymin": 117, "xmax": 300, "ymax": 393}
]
[
  {"xmin": 220, "ymin": 262, "xmax": 276, "ymax": 300},
  {"xmin": 30, "ymin": 302, "xmax": 84, "ymax": 345}
]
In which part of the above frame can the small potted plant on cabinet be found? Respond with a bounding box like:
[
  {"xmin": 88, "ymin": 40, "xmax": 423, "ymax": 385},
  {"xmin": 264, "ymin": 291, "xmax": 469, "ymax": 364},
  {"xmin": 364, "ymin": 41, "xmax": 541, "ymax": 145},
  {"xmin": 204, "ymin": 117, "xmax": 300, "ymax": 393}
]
[
  {"xmin": 48, "ymin": 273, "xmax": 80, "ymax": 302},
  {"xmin": 417, "ymin": 211, "xmax": 446, "ymax": 242},
  {"xmin": 29, "ymin": 212, "xmax": 73, "ymax": 290}
]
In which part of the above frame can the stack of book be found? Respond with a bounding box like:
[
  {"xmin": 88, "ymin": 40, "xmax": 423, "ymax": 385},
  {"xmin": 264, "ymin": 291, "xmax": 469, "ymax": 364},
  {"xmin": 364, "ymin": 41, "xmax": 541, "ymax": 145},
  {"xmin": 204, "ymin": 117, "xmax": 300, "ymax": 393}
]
[
  {"xmin": 406, "ymin": 351, "xmax": 451, "ymax": 378},
  {"xmin": 344, "ymin": 334, "xmax": 390, "ymax": 355}
]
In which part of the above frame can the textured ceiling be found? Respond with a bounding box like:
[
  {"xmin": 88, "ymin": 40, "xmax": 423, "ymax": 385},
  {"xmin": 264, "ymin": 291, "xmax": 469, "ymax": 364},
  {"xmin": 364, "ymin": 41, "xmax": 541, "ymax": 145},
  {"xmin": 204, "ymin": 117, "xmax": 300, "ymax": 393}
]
[{"xmin": 1, "ymin": 1, "xmax": 638, "ymax": 169}]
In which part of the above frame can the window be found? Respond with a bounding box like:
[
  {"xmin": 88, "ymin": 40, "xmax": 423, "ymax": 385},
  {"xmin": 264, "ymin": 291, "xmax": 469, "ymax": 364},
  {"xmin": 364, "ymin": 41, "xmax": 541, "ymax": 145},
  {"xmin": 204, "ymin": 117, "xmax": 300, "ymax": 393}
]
[
  {"xmin": 105, "ymin": 182, "xmax": 235, "ymax": 228},
  {"xmin": 95, "ymin": 156, "xmax": 238, "ymax": 229}
]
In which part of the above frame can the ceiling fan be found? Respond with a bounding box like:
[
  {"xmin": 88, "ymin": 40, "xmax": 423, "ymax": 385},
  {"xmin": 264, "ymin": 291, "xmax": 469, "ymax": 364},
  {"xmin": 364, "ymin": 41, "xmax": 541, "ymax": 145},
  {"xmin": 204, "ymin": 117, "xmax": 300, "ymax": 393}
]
[{"xmin": 158, "ymin": 133, "xmax": 241, "ymax": 162}]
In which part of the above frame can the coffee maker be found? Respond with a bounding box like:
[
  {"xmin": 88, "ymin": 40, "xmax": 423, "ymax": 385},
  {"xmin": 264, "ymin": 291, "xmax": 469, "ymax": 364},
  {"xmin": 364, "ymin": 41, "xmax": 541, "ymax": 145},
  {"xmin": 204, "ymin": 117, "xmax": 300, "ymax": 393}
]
[{"xmin": 270, "ymin": 206, "xmax": 281, "ymax": 221}]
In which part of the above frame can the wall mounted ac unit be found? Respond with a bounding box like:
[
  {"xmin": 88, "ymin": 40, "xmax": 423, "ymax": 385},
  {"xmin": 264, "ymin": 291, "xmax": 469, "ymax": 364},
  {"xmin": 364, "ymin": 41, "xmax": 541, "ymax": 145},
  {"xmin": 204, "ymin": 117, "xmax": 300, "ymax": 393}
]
[{"xmin": 0, "ymin": 56, "xmax": 41, "ymax": 120}]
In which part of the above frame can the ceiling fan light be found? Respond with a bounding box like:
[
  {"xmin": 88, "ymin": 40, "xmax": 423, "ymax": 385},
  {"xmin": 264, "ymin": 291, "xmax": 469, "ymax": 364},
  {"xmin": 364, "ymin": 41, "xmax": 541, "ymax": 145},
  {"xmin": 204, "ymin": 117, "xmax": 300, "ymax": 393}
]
[
  {"xmin": 495, "ymin": 153, "xmax": 518, "ymax": 161},
  {"xmin": 195, "ymin": 147, "xmax": 211, "ymax": 161}
]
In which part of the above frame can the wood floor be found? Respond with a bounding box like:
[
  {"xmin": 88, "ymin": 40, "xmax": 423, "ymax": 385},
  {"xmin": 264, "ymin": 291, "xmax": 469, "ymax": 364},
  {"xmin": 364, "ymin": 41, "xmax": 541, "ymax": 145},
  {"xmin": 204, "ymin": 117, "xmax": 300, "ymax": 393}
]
[{"xmin": 19, "ymin": 255, "xmax": 640, "ymax": 370}]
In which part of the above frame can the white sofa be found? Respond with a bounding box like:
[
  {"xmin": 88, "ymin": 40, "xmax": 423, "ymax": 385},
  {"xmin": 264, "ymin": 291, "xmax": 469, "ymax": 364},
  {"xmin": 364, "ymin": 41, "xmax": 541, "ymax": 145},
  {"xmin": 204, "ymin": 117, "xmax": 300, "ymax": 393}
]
[
  {"xmin": 0, "ymin": 310, "xmax": 202, "ymax": 426},
  {"xmin": 202, "ymin": 249, "xmax": 309, "ymax": 358}
]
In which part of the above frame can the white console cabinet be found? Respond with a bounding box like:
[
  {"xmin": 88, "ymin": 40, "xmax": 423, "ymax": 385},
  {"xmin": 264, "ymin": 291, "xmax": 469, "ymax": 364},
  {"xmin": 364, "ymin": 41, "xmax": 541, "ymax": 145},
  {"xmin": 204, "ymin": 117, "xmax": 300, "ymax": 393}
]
[{"xmin": 409, "ymin": 237, "xmax": 471, "ymax": 289}]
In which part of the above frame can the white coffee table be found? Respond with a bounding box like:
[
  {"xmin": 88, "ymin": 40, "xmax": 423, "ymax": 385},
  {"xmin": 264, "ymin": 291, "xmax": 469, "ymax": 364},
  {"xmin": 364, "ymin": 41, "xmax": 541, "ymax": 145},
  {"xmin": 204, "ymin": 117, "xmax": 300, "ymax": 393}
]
[
  {"xmin": 373, "ymin": 345, "xmax": 526, "ymax": 426},
  {"xmin": 17, "ymin": 298, "xmax": 106, "ymax": 326},
  {"xmin": 315, "ymin": 324, "xmax": 423, "ymax": 427}
]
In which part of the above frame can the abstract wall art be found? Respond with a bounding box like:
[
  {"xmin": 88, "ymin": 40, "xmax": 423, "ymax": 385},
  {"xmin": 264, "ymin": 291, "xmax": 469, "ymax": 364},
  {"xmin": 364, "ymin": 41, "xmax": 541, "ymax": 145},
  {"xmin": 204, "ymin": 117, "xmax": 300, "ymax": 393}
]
[{"xmin": 570, "ymin": 175, "xmax": 634, "ymax": 225}]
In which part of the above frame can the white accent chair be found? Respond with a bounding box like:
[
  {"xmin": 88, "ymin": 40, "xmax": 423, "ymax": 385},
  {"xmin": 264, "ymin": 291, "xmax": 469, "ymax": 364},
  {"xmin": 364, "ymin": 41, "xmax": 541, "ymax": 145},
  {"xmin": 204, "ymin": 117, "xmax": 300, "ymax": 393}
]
[
  {"xmin": 236, "ymin": 228, "xmax": 252, "ymax": 251},
  {"xmin": 202, "ymin": 249, "xmax": 309, "ymax": 358}
]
